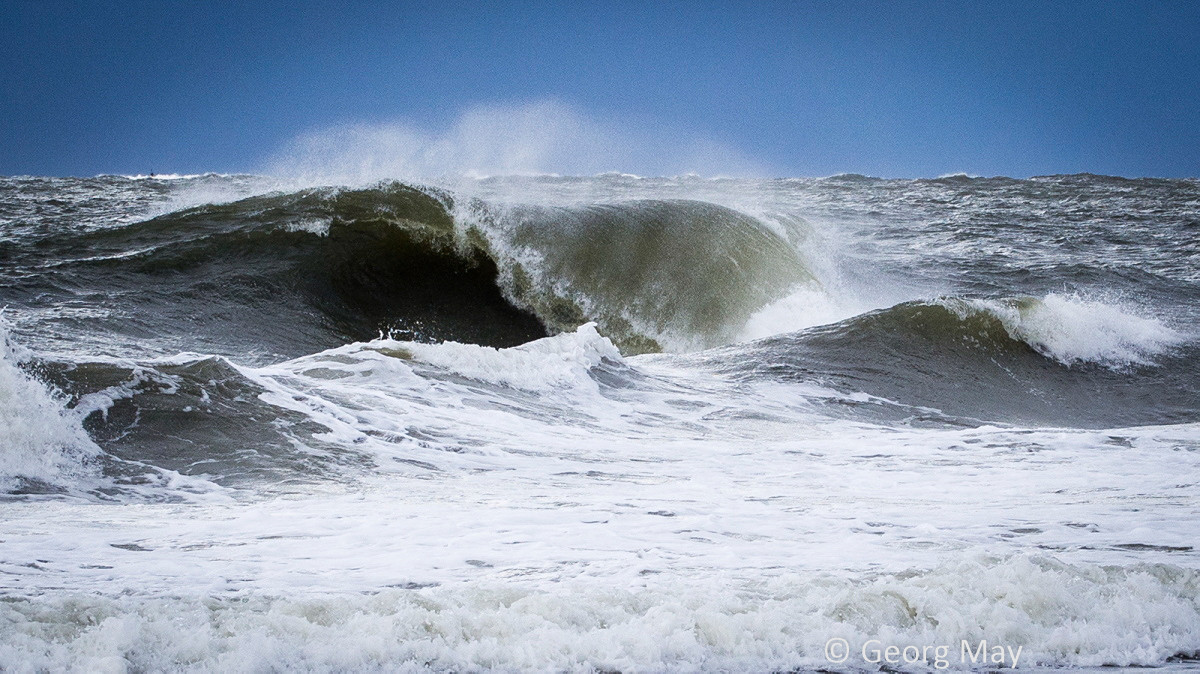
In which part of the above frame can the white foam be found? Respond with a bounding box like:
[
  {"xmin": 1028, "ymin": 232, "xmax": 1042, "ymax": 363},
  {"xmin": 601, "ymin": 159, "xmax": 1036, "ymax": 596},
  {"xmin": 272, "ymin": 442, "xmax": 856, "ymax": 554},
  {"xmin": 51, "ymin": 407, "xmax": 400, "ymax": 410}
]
[
  {"xmin": 0, "ymin": 327, "xmax": 102, "ymax": 492},
  {"xmin": 953, "ymin": 293, "xmax": 1185, "ymax": 366},
  {"xmin": 117, "ymin": 173, "xmax": 212, "ymax": 181},
  {"xmin": 0, "ymin": 553, "xmax": 1196, "ymax": 671},
  {"xmin": 3, "ymin": 323, "xmax": 1200, "ymax": 668},
  {"xmin": 282, "ymin": 216, "xmax": 332, "ymax": 236},
  {"xmin": 398, "ymin": 323, "xmax": 622, "ymax": 393},
  {"xmin": 738, "ymin": 285, "xmax": 866, "ymax": 341}
]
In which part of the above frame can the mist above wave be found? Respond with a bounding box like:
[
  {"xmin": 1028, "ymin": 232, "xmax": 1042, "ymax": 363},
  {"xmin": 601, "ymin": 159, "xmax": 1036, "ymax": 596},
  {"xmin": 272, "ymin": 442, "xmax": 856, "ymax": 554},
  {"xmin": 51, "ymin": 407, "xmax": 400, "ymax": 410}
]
[{"xmin": 263, "ymin": 100, "xmax": 771, "ymax": 185}]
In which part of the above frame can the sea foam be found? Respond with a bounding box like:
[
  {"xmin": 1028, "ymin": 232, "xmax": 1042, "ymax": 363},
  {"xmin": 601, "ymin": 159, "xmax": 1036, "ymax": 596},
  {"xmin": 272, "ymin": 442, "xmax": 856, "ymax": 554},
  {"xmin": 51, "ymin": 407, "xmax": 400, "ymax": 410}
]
[
  {"xmin": 396, "ymin": 323, "xmax": 623, "ymax": 392},
  {"xmin": 0, "ymin": 326, "xmax": 101, "ymax": 492},
  {"xmin": 1, "ymin": 556, "xmax": 1196, "ymax": 671}
]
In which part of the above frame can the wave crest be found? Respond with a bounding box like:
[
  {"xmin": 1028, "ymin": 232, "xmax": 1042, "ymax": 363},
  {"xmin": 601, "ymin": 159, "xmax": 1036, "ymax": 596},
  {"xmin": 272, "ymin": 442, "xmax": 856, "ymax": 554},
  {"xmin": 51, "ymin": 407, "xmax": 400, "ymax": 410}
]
[
  {"xmin": 470, "ymin": 198, "xmax": 818, "ymax": 352},
  {"xmin": 711, "ymin": 295, "xmax": 1197, "ymax": 427},
  {"xmin": 946, "ymin": 294, "xmax": 1183, "ymax": 367},
  {"xmin": 32, "ymin": 183, "xmax": 818, "ymax": 356}
]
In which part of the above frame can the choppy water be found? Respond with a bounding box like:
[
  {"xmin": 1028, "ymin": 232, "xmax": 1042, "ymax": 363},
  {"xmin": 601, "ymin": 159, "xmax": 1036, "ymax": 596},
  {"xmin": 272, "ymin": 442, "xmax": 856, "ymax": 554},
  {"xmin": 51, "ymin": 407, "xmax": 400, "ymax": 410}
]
[{"xmin": 1, "ymin": 172, "xmax": 1198, "ymax": 671}]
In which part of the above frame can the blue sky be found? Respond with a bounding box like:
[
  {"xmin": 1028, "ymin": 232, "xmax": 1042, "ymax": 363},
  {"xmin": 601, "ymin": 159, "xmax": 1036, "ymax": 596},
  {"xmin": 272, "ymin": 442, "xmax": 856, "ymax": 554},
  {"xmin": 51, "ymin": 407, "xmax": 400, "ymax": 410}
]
[{"xmin": 2, "ymin": 1, "xmax": 1198, "ymax": 178}]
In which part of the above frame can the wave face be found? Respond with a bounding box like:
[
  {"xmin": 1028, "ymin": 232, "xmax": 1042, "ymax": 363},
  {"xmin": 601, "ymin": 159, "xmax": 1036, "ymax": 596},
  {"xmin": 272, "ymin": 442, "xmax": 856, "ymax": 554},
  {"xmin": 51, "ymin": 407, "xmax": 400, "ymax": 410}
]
[
  {"xmin": 478, "ymin": 199, "xmax": 816, "ymax": 352},
  {"xmin": 1, "ymin": 173, "xmax": 1199, "ymax": 670}
]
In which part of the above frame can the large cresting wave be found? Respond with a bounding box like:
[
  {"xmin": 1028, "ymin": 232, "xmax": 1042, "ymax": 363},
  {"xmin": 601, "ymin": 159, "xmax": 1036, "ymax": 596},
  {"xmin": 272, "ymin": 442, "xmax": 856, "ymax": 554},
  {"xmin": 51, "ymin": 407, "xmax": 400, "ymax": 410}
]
[{"xmin": 21, "ymin": 181, "xmax": 818, "ymax": 357}]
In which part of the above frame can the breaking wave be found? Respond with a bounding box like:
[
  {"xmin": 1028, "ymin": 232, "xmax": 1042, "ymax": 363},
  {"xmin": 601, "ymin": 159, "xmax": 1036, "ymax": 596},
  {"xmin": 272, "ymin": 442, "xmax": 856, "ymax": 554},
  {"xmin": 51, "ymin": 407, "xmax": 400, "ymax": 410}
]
[
  {"xmin": 0, "ymin": 324, "xmax": 103, "ymax": 494},
  {"xmin": 24, "ymin": 181, "xmax": 817, "ymax": 356},
  {"xmin": 948, "ymin": 294, "xmax": 1184, "ymax": 367}
]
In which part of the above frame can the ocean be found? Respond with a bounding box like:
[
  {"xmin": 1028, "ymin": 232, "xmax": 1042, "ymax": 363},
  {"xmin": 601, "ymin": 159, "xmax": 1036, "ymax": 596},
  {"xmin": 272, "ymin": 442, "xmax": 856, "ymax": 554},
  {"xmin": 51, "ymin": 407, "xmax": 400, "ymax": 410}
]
[{"xmin": 1, "ymin": 172, "xmax": 1198, "ymax": 671}]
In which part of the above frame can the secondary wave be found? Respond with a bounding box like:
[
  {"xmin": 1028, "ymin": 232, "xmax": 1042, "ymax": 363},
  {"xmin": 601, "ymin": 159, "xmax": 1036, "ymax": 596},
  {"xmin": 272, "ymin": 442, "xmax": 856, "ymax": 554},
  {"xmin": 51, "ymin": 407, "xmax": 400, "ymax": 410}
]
[{"xmin": 701, "ymin": 294, "xmax": 1197, "ymax": 428}]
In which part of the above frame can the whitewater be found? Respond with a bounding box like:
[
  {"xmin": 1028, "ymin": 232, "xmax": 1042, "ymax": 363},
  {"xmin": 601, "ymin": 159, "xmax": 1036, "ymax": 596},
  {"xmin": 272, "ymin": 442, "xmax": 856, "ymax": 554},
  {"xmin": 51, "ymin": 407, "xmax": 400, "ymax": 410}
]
[{"xmin": 1, "ymin": 171, "xmax": 1198, "ymax": 672}]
